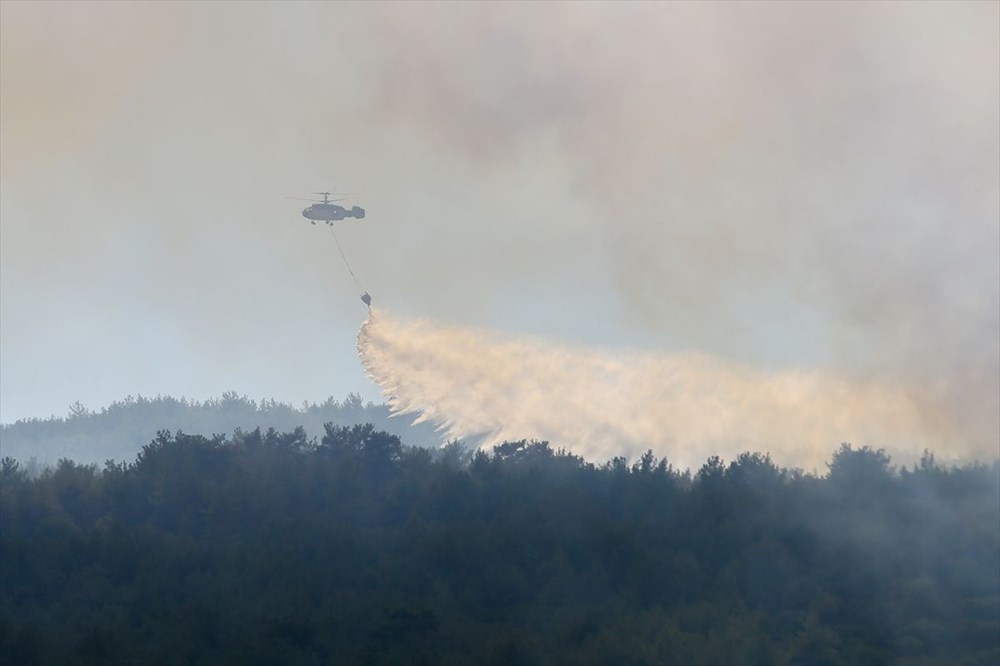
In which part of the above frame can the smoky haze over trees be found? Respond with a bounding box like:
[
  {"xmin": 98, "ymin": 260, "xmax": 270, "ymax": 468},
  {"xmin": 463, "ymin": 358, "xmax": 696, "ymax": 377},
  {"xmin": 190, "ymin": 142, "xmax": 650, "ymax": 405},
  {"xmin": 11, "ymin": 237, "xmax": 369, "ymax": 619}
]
[
  {"xmin": 0, "ymin": 393, "xmax": 443, "ymax": 466},
  {"xmin": 2, "ymin": 426, "xmax": 998, "ymax": 665}
]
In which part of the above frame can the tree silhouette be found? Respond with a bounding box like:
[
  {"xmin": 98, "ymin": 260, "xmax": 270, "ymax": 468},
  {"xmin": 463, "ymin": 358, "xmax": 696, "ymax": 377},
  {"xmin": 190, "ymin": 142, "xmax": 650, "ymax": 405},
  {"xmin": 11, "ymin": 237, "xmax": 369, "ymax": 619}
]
[{"xmin": 0, "ymin": 429, "xmax": 996, "ymax": 665}]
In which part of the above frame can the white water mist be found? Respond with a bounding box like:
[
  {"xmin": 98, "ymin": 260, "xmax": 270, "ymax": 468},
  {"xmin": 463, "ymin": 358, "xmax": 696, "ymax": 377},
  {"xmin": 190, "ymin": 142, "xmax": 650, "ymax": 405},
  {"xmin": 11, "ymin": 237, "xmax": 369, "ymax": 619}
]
[{"xmin": 358, "ymin": 308, "xmax": 955, "ymax": 471}]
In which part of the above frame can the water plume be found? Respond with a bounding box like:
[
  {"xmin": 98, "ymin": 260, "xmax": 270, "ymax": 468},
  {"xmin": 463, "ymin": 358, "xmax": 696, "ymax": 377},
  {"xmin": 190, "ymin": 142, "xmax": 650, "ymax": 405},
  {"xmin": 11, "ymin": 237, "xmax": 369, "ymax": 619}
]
[{"xmin": 358, "ymin": 308, "xmax": 952, "ymax": 471}]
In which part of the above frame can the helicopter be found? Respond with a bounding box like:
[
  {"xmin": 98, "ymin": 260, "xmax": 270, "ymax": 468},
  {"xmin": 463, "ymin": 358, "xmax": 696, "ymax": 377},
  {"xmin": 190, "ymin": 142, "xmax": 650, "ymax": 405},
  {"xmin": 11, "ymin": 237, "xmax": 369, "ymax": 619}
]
[{"xmin": 289, "ymin": 192, "xmax": 366, "ymax": 225}]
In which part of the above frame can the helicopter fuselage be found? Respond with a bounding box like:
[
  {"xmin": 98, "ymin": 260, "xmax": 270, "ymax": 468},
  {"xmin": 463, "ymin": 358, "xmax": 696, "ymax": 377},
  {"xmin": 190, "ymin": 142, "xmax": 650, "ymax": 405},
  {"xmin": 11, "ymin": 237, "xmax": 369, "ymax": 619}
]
[{"xmin": 303, "ymin": 203, "xmax": 365, "ymax": 223}]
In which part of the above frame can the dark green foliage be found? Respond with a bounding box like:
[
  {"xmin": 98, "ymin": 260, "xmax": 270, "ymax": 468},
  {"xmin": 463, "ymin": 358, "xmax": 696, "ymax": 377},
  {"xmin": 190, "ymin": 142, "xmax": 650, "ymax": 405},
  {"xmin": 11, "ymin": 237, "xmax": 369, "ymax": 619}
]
[{"xmin": 1, "ymin": 434, "xmax": 997, "ymax": 665}]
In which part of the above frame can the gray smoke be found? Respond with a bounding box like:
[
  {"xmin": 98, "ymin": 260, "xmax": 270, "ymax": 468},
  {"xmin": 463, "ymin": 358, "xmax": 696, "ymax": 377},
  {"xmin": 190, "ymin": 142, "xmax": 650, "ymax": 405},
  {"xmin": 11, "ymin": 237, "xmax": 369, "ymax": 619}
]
[{"xmin": 2, "ymin": 2, "xmax": 996, "ymax": 453}]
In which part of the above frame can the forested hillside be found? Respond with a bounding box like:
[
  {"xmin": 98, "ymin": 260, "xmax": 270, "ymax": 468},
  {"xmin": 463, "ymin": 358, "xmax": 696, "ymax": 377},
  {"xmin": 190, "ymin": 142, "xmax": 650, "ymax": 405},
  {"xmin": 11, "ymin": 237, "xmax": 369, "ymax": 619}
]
[
  {"xmin": 0, "ymin": 393, "xmax": 442, "ymax": 465},
  {"xmin": 2, "ymin": 426, "xmax": 997, "ymax": 665}
]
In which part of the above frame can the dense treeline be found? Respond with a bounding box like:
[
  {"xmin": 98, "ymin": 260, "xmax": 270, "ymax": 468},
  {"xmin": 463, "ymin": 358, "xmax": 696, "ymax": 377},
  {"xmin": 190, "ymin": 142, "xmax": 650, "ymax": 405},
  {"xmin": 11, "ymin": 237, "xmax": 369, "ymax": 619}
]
[
  {"xmin": 0, "ymin": 393, "xmax": 442, "ymax": 465},
  {"xmin": 1, "ymin": 426, "xmax": 998, "ymax": 665}
]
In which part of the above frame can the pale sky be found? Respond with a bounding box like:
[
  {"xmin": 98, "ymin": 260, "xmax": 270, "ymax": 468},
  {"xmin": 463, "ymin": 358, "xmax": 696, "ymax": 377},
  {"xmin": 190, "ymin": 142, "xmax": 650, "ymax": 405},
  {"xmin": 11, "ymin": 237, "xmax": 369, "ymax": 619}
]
[{"xmin": 1, "ymin": 1, "xmax": 997, "ymax": 455}]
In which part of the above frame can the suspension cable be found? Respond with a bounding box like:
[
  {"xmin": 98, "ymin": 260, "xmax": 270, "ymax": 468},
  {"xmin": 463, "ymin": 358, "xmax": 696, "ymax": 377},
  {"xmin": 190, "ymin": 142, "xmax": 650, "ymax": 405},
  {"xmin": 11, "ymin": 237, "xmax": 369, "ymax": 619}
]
[{"xmin": 327, "ymin": 225, "xmax": 367, "ymax": 295}]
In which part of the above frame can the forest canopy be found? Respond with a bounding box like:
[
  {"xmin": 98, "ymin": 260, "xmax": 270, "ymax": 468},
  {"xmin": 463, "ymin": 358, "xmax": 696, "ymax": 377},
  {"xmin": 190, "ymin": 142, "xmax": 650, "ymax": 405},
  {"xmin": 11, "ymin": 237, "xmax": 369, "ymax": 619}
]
[{"xmin": 2, "ymin": 424, "xmax": 997, "ymax": 665}]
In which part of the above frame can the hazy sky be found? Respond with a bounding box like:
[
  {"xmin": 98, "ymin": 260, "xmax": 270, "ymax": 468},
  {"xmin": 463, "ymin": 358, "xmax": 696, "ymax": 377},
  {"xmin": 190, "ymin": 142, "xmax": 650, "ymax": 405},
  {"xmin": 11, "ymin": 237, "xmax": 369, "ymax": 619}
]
[{"xmin": 2, "ymin": 2, "xmax": 997, "ymax": 455}]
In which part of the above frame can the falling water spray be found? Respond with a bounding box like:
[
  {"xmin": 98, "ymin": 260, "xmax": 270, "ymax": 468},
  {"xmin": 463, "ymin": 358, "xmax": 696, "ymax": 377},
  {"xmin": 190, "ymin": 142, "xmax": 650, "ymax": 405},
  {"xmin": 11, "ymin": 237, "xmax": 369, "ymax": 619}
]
[{"xmin": 358, "ymin": 308, "xmax": 954, "ymax": 471}]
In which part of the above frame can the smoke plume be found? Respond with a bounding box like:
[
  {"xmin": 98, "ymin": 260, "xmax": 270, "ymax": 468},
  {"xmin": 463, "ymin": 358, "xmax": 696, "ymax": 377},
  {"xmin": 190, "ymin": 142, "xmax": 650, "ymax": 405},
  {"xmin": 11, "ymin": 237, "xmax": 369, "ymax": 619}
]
[
  {"xmin": 2, "ymin": 2, "xmax": 996, "ymax": 441},
  {"xmin": 358, "ymin": 308, "xmax": 959, "ymax": 471}
]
